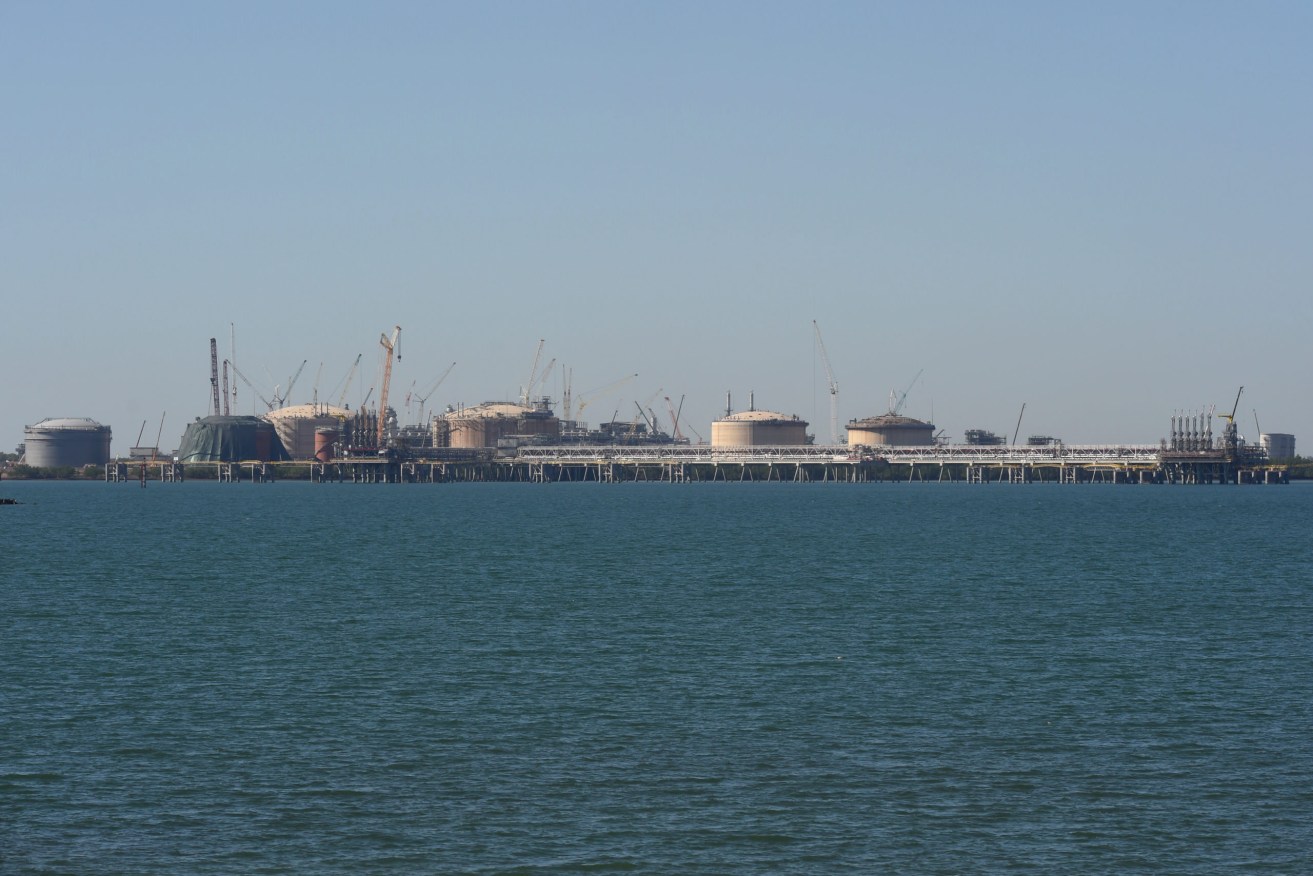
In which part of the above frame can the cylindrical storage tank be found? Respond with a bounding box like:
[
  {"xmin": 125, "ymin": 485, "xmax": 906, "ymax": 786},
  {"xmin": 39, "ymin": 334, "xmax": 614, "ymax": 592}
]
[
  {"xmin": 710, "ymin": 410, "xmax": 809, "ymax": 447},
  {"xmin": 314, "ymin": 428, "xmax": 338, "ymax": 462},
  {"xmin": 176, "ymin": 416, "xmax": 289, "ymax": 462},
  {"xmin": 846, "ymin": 414, "xmax": 936, "ymax": 447},
  {"xmin": 1261, "ymin": 433, "xmax": 1296, "ymax": 460},
  {"xmin": 23, "ymin": 418, "xmax": 113, "ymax": 467},
  {"xmin": 264, "ymin": 404, "xmax": 352, "ymax": 459},
  {"xmin": 441, "ymin": 402, "xmax": 561, "ymax": 449}
]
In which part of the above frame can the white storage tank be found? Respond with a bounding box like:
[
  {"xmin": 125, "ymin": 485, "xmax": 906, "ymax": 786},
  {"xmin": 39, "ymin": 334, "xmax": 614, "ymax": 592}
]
[
  {"xmin": 711, "ymin": 410, "xmax": 809, "ymax": 447},
  {"xmin": 846, "ymin": 413, "xmax": 936, "ymax": 447},
  {"xmin": 1261, "ymin": 433, "xmax": 1296, "ymax": 460},
  {"xmin": 22, "ymin": 418, "xmax": 113, "ymax": 467},
  {"xmin": 440, "ymin": 401, "xmax": 560, "ymax": 449}
]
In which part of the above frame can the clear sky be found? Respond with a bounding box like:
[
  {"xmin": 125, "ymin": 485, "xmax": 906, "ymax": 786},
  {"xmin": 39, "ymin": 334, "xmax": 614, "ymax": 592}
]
[{"xmin": 4, "ymin": 1, "xmax": 1310, "ymax": 452}]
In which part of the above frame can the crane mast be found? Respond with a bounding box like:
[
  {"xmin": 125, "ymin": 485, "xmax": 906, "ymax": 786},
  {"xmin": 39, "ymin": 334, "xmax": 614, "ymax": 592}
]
[
  {"xmin": 221, "ymin": 361, "xmax": 230, "ymax": 416},
  {"xmin": 813, "ymin": 321, "xmax": 839, "ymax": 444},
  {"xmin": 209, "ymin": 338, "xmax": 221, "ymax": 417},
  {"xmin": 377, "ymin": 325, "xmax": 402, "ymax": 449}
]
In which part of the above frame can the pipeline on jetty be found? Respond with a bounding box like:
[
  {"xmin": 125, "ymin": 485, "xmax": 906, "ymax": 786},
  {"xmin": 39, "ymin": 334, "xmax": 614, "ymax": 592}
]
[{"xmin": 106, "ymin": 443, "xmax": 1290, "ymax": 485}]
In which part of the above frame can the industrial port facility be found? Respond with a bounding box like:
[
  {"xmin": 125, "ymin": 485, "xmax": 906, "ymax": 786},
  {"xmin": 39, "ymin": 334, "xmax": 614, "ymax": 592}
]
[{"xmin": 16, "ymin": 324, "xmax": 1294, "ymax": 486}]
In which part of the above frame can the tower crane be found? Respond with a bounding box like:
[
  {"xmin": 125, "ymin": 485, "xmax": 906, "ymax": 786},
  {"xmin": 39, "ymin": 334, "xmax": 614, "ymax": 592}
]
[
  {"xmin": 377, "ymin": 325, "xmax": 402, "ymax": 449},
  {"xmin": 813, "ymin": 320, "xmax": 839, "ymax": 445}
]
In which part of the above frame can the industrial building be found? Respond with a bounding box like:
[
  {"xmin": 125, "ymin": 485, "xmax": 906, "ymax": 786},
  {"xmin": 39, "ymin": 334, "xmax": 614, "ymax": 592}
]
[
  {"xmin": 846, "ymin": 413, "xmax": 935, "ymax": 447},
  {"xmin": 264, "ymin": 403, "xmax": 351, "ymax": 460},
  {"xmin": 176, "ymin": 415, "xmax": 289, "ymax": 463},
  {"xmin": 711, "ymin": 408, "xmax": 809, "ymax": 447},
  {"xmin": 22, "ymin": 417, "xmax": 113, "ymax": 467},
  {"xmin": 437, "ymin": 401, "xmax": 561, "ymax": 449}
]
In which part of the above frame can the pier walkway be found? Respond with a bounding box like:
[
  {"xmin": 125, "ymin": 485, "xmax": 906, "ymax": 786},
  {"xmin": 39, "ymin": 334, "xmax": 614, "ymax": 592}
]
[{"xmin": 105, "ymin": 443, "xmax": 1287, "ymax": 485}]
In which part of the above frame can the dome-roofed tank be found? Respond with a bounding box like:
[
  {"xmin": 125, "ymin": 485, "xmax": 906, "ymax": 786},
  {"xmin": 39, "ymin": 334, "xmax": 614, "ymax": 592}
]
[
  {"xmin": 176, "ymin": 415, "xmax": 289, "ymax": 462},
  {"xmin": 711, "ymin": 402, "xmax": 809, "ymax": 447},
  {"xmin": 23, "ymin": 417, "xmax": 113, "ymax": 467},
  {"xmin": 263, "ymin": 403, "xmax": 352, "ymax": 459},
  {"xmin": 439, "ymin": 401, "xmax": 560, "ymax": 449},
  {"xmin": 846, "ymin": 413, "xmax": 936, "ymax": 447}
]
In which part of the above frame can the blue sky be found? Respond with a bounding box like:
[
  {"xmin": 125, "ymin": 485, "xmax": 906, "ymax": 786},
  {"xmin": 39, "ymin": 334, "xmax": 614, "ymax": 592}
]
[{"xmin": 4, "ymin": 1, "xmax": 1310, "ymax": 452}]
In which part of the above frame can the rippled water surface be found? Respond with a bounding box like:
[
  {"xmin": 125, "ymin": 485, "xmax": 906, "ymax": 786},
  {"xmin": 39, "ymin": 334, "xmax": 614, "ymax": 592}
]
[{"xmin": 3, "ymin": 481, "xmax": 1312, "ymax": 873}]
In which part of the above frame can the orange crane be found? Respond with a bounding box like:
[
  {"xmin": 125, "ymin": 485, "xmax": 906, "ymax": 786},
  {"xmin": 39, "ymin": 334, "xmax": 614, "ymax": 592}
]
[{"xmin": 377, "ymin": 325, "xmax": 402, "ymax": 449}]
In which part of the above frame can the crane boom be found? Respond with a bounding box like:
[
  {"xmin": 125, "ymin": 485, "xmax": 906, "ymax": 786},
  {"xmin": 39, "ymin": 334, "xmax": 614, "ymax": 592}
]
[
  {"xmin": 813, "ymin": 320, "xmax": 839, "ymax": 444},
  {"xmin": 281, "ymin": 359, "xmax": 308, "ymax": 408},
  {"xmin": 664, "ymin": 395, "xmax": 686, "ymax": 442},
  {"xmin": 523, "ymin": 339, "xmax": 545, "ymax": 405},
  {"xmin": 336, "ymin": 354, "xmax": 363, "ymax": 408},
  {"xmin": 575, "ymin": 373, "xmax": 638, "ymax": 421},
  {"xmin": 226, "ymin": 359, "xmax": 275, "ymax": 410},
  {"xmin": 891, "ymin": 369, "xmax": 924, "ymax": 416},
  {"xmin": 416, "ymin": 362, "xmax": 456, "ymax": 424},
  {"xmin": 377, "ymin": 325, "xmax": 401, "ymax": 449}
]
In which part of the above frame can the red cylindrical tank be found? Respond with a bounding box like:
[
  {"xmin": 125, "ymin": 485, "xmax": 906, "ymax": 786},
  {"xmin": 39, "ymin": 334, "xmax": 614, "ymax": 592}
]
[{"xmin": 315, "ymin": 428, "xmax": 338, "ymax": 462}]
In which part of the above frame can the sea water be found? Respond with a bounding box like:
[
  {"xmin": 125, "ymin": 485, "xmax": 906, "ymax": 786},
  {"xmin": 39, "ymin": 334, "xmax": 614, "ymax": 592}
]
[{"xmin": 2, "ymin": 481, "xmax": 1311, "ymax": 873}]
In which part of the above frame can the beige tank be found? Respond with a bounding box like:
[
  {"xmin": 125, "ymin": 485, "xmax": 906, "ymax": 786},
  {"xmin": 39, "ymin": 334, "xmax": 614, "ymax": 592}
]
[
  {"xmin": 846, "ymin": 413, "xmax": 936, "ymax": 447},
  {"xmin": 441, "ymin": 402, "xmax": 561, "ymax": 448},
  {"xmin": 263, "ymin": 404, "xmax": 352, "ymax": 459},
  {"xmin": 711, "ymin": 410, "xmax": 809, "ymax": 447}
]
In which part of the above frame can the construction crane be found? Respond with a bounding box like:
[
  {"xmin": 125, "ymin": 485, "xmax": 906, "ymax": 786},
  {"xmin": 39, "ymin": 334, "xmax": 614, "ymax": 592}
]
[
  {"xmin": 273, "ymin": 359, "xmax": 308, "ymax": 408},
  {"xmin": 664, "ymin": 395, "xmax": 686, "ymax": 442},
  {"xmin": 226, "ymin": 359, "xmax": 275, "ymax": 411},
  {"xmin": 629, "ymin": 387, "xmax": 663, "ymax": 436},
  {"xmin": 813, "ymin": 320, "xmax": 840, "ymax": 445},
  {"xmin": 153, "ymin": 412, "xmax": 166, "ymax": 460},
  {"xmin": 209, "ymin": 338, "xmax": 221, "ymax": 417},
  {"xmin": 1217, "ymin": 386, "xmax": 1244, "ymax": 454},
  {"xmin": 334, "ymin": 354, "xmax": 363, "ymax": 409},
  {"xmin": 377, "ymin": 325, "xmax": 402, "ymax": 449},
  {"xmin": 528, "ymin": 357, "xmax": 556, "ymax": 401},
  {"xmin": 522, "ymin": 339, "xmax": 545, "ymax": 405},
  {"xmin": 310, "ymin": 362, "xmax": 324, "ymax": 406},
  {"xmin": 415, "ymin": 362, "xmax": 456, "ymax": 425},
  {"xmin": 574, "ymin": 373, "xmax": 638, "ymax": 423},
  {"xmin": 221, "ymin": 361, "xmax": 230, "ymax": 416},
  {"xmin": 561, "ymin": 366, "xmax": 573, "ymax": 422},
  {"xmin": 890, "ymin": 369, "xmax": 924, "ymax": 416}
]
